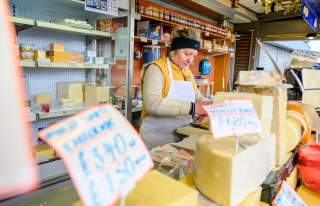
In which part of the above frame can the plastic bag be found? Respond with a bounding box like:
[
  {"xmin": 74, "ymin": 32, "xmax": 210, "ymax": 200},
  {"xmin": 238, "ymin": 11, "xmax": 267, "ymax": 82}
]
[{"xmin": 298, "ymin": 143, "xmax": 320, "ymax": 192}]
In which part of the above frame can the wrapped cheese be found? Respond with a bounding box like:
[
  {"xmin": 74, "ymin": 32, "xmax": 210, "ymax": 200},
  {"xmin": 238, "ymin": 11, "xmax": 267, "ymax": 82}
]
[{"xmin": 194, "ymin": 135, "xmax": 275, "ymax": 206}]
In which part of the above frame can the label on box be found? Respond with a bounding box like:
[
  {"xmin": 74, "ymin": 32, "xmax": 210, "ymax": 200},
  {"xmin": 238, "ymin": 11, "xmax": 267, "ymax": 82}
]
[
  {"xmin": 273, "ymin": 181, "xmax": 306, "ymax": 206},
  {"xmin": 152, "ymin": 40, "xmax": 158, "ymax": 45},
  {"xmin": 39, "ymin": 105, "xmax": 153, "ymax": 206},
  {"xmin": 203, "ymin": 100, "xmax": 262, "ymax": 138}
]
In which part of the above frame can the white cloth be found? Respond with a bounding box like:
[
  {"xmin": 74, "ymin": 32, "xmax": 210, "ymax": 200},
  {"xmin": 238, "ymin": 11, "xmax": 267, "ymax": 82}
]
[{"xmin": 141, "ymin": 58, "xmax": 195, "ymax": 149}]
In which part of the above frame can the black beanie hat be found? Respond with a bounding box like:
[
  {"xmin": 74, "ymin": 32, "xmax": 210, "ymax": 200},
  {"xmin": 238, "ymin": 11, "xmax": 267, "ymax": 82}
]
[{"xmin": 170, "ymin": 37, "xmax": 200, "ymax": 51}]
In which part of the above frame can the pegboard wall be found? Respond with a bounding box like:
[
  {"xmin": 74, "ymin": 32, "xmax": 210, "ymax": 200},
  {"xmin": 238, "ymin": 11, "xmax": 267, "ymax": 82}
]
[{"xmin": 8, "ymin": 0, "xmax": 110, "ymax": 144}]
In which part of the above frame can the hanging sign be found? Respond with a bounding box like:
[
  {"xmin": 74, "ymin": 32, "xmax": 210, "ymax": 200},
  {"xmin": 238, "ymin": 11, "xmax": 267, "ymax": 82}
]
[
  {"xmin": 39, "ymin": 105, "xmax": 153, "ymax": 206},
  {"xmin": 302, "ymin": 0, "xmax": 320, "ymax": 32},
  {"xmin": 85, "ymin": 0, "xmax": 118, "ymax": 16},
  {"xmin": 0, "ymin": 1, "xmax": 39, "ymax": 199},
  {"xmin": 203, "ymin": 100, "xmax": 262, "ymax": 138}
]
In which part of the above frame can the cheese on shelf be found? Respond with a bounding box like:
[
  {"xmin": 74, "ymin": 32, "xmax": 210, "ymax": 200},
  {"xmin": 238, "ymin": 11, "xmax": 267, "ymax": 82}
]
[
  {"xmin": 296, "ymin": 185, "xmax": 320, "ymax": 206},
  {"xmin": 57, "ymin": 82, "xmax": 83, "ymax": 104},
  {"xmin": 34, "ymin": 94, "xmax": 51, "ymax": 104},
  {"xmin": 122, "ymin": 170, "xmax": 198, "ymax": 206},
  {"xmin": 84, "ymin": 84, "xmax": 110, "ymax": 106},
  {"xmin": 239, "ymin": 85, "xmax": 288, "ymax": 166},
  {"xmin": 214, "ymin": 92, "xmax": 273, "ymax": 138},
  {"xmin": 238, "ymin": 186, "xmax": 262, "ymax": 206},
  {"xmin": 193, "ymin": 135, "xmax": 275, "ymax": 206},
  {"xmin": 302, "ymin": 69, "xmax": 320, "ymax": 89}
]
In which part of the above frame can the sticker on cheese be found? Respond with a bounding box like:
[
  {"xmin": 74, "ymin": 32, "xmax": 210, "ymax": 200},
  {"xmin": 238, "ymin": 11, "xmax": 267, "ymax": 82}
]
[
  {"xmin": 39, "ymin": 105, "xmax": 154, "ymax": 206},
  {"xmin": 203, "ymin": 99, "xmax": 262, "ymax": 139},
  {"xmin": 0, "ymin": 1, "xmax": 39, "ymax": 199},
  {"xmin": 273, "ymin": 181, "xmax": 306, "ymax": 206}
]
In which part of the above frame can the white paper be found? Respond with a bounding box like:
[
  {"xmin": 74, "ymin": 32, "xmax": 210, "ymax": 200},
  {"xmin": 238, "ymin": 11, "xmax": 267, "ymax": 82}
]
[
  {"xmin": 39, "ymin": 105, "xmax": 153, "ymax": 206},
  {"xmin": 273, "ymin": 181, "xmax": 306, "ymax": 206},
  {"xmin": 203, "ymin": 100, "xmax": 262, "ymax": 138}
]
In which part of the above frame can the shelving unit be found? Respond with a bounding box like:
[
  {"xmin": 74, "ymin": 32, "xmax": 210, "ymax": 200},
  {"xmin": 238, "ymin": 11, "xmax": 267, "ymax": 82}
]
[
  {"xmin": 134, "ymin": 36, "xmax": 169, "ymax": 46},
  {"xmin": 21, "ymin": 61, "xmax": 110, "ymax": 70},
  {"xmin": 200, "ymin": 48, "xmax": 229, "ymax": 56}
]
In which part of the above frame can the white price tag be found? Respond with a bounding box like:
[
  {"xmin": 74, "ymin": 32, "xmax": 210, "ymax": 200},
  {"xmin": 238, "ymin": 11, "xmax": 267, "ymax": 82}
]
[
  {"xmin": 152, "ymin": 39, "xmax": 158, "ymax": 45},
  {"xmin": 39, "ymin": 105, "xmax": 153, "ymax": 206},
  {"xmin": 140, "ymin": 37, "xmax": 148, "ymax": 43},
  {"xmin": 203, "ymin": 100, "xmax": 262, "ymax": 138},
  {"xmin": 273, "ymin": 181, "xmax": 306, "ymax": 206}
]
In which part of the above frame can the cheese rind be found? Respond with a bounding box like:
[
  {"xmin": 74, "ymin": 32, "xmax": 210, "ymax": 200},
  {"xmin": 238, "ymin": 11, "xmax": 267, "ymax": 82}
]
[
  {"xmin": 123, "ymin": 170, "xmax": 198, "ymax": 206},
  {"xmin": 214, "ymin": 92, "xmax": 273, "ymax": 138},
  {"xmin": 285, "ymin": 111, "xmax": 306, "ymax": 152},
  {"xmin": 194, "ymin": 135, "xmax": 275, "ymax": 206}
]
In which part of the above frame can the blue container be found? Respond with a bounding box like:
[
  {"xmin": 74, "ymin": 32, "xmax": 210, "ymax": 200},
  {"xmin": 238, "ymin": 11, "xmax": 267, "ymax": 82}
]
[
  {"xmin": 143, "ymin": 45, "xmax": 160, "ymax": 64},
  {"xmin": 199, "ymin": 57, "xmax": 212, "ymax": 75}
]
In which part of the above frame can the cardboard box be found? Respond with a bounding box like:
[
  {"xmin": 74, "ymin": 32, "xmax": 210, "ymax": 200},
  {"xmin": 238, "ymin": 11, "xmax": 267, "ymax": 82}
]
[
  {"xmin": 137, "ymin": 21, "xmax": 149, "ymax": 38},
  {"xmin": 47, "ymin": 51, "xmax": 84, "ymax": 63},
  {"xmin": 50, "ymin": 43, "xmax": 64, "ymax": 52},
  {"xmin": 57, "ymin": 82, "xmax": 83, "ymax": 104},
  {"xmin": 84, "ymin": 84, "xmax": 110, "ymax": 106}
]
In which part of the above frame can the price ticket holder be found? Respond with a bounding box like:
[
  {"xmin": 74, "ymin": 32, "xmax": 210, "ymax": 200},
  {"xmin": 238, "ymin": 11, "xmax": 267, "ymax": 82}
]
[{"xmin": 203, "ymin": 100, "xmax": 263, "ymax": 152}]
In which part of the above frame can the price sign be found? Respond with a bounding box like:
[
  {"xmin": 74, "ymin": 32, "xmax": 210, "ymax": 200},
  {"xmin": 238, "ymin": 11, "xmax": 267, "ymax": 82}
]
[
  {"xmin": 39, "ymin": 105, "xmax": 153, "ymax": 206},
  {"xmin": 273, "ymin": 181, "xmax": 306, "ymax": 206},
  {"xmin": 203, "ymin": 100, "xmax": 262, "ymax": 138}
]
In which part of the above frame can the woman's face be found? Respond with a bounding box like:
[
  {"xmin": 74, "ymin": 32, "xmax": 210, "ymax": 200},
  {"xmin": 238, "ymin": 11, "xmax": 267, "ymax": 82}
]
[{"xmin": 172, "ymin": 48, "xmax": 198, "ymax": 69}]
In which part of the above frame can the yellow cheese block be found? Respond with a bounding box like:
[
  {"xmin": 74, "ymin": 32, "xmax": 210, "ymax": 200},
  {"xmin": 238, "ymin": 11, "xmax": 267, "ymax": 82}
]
[
  {"xmin": 123, "ymin": 170, "xmax": 198, "ymax": 206},
  {"xmin": 239, "ymin": 84, "xmax": 288, "ymax": 167},
  {"xmin": 286, "ymin": 165, "xmax": 298, "ymax": 190},
  {"xmin": 194, "ymin": 135, "xmax": 275, "ymax": 206},
  {"xmin": 238, "ymin": 187, "xmax": 262, "ymax": 206},
  {"xmin": 237, "ymin": 71, "xmax": 280, "ymax": 86},
  {"xmin": 296, "ymin": 185, "xmax": 320, "ymax": 206},
  {"xmin": 214, "ymin": 92, "xmax": 273, "ymax": 138},
  {"xmin": 302, "ymin": 69, "xmax": 320, "ymax": 89},
  {"xmin": 302, "ymin": 90, "xmax": 320, "ymax": 108},
  {"xmin": 84, "ymin": 84, "xmax": 110, "ymax": 106},
  {"xmin": 179, "ymin": 172, "xmax": 195, "ymax": 188},
  {"xmin": 35, "ymin": 142, "xmax": 55, "ymax": 159},
  {"xmin": 34, "ymin": 94, "xmax": 51, "ymax": 104},
  {"xmin": 285, "ymin": 111, "xmax": 307, "ymax": 152},
  {"xmin": 57, "ymin": 82, "xmax": 83, "ymax": 104}
]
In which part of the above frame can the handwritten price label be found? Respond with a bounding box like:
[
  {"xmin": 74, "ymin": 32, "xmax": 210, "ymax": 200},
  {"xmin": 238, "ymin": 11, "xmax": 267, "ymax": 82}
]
[
  {"xmin": 273, "ymin": 181, "xmax": 306, "ymax": 206},
  {"xmin": 203, "ymin": 100, "xmax": 262, "ymax": 138},
  {"xmin": 39, "ymin": 105, "xmax": 153, "ymax": 206}
]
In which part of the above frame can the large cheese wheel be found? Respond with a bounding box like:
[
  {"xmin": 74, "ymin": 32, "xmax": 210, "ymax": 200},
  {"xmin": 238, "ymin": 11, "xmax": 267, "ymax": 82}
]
[{"xmin": 285, "ymin": 110, "xmax": 307, "ymax": 152}]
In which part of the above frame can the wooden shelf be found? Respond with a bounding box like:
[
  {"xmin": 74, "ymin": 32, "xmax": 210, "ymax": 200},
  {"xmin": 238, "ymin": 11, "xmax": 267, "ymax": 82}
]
[
  {"xmin": 200, "ymin": 48, "xmax": 229, "ymax": 56},
  {"xmin": 136, "ymin": 13, "xmax": 231, "ymax": 40},
  {"xmin": 11, "ymin": 16, "xmax": 112, "ymax": 38},
  {"xmin": 20, "ymin": 61, "xmax": 110, "ymax": 70},
  {"xmin": 134, "ymin": 36, "xmax": 169, "ymax": 46}
]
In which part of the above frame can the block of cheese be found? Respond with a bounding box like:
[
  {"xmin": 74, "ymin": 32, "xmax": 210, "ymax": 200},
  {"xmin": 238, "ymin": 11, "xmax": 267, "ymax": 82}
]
[
  {"xmin": 214, "ymin": 92, "xmax": 273, "ymax": 138},
  {"xmin": 84, "ymin": 84, "xmax": 110, "ymax": 106},
  {"xmin": 34, "ymin": 94, "xmax": 51, "ymax": 104},
  {"xmin": 50, "ymin": 43, "xmax": 64, "ymax": 52},
  {"xmin": 57, "ymin": 82, "xmax": 83, "ymax": 104},
  {"xmin": 302, "ymin": 69, "xmax": 320, "ymax": 89},
  {"xmin": 296, "ymin": 185, "xmax": 320, "ymax": 206},
  {"xmin": 285, "ymin": 111, "xmax": 307, "ymax": 152},
  {"xmin": 286, "ymin": 165, "xmax": 298, "ymax": 190},
  {"xmin": 239, "ymin": 84, "xmax": 289, "ymax": 166},
  {"xmin": 122, "ymin": 170, "xmax": 198, "ymax": 206},
  {"xmin": 237, "ymin": 71, "xmax": 281, "ymax": 86},
  {"xmin": 302, "ymin": 90, "xmax": 320, "ymax": 108},
  {"xmin": 193, "ymin": 134, "xmax": 275, "ymax": 206},
  {"xmin": 238, "ymin": 186, "xmax": 262, "ymax": 206}
]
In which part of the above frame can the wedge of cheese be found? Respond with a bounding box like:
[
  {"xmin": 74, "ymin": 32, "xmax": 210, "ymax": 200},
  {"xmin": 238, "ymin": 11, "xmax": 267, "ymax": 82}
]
[
  {"xmin": 214, "ymin": 92, "xmax": 273, "ymax": 138},
  {"xmin": 285, "ymin": 111, "xmax": 307, "ymax": 152},
  {"xmin": 194, "ymin": 134, "xmax": 275, "ymax": 206},
  {"xmin": 296, "ymin": 185, "xmax": 320, "ymax": 206},
  {"xmin": 239, "ymin": 84, "xmax": 289, "ymax": 166},
  {"xmin": 123, "ymin": 170, "xmax": 198, "ymax": 206}
]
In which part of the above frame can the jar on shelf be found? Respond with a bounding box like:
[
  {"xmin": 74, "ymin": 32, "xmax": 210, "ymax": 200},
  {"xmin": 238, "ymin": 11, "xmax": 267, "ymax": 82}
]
[
  {"xmin": 164, "ymin": 11, "xmax": 170, "ymax": 21},
  {"xmin": 146, "ymin": 6, "xmax": 152, "ymax": 16},
  {"xmin": 153, "ymin": 7, "xmax": 159, "ymax": 18},
  {"xmin": 159, "ymin": 9, "xmax": 164, "ymax": 19},
  {"xmin": 138, "ymin": 4, "xmax": 144, "ymax": 14}
]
